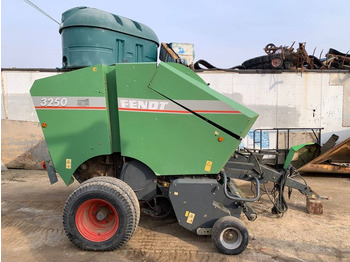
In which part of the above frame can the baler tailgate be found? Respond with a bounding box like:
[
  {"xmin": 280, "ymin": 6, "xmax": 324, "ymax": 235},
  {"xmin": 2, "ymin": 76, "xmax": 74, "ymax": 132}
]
[
  {"xmin": 148, "ymin": 62, "xmax": 259, "ymax": 139},
  {"xmin": 114, "ymin": 63, "xmax": 250, "ymax": 176},
  {"xmin": 149, "ymin": 87, "xmax": 241, "ymax": 140}
]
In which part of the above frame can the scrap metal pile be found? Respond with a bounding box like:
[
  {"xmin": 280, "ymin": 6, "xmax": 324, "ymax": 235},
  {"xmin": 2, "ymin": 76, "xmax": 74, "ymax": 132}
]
[
  {"xmin": 243, "ymin": 42, "xmax": 350, "ymax": 71},
  {"xmin": 193, "ymin": 42, "xmax": 350, "ymax": 71}
]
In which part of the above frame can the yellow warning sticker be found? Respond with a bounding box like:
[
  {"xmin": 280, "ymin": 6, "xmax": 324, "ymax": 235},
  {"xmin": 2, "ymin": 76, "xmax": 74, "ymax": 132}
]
[
  {"xmin": 204, "ymin": 161, "xmax": 213, "ymax": 172},
  {"xmin": 66, "ymin": 159, "xmax": 72, "ymax": 169},
  {"xmin": 185, "ymin": 211, "xmax": 189, "ymax": 217},
  {"xmin": 186, "ymin": 212, "xmax": 195, "ymax": 224}
]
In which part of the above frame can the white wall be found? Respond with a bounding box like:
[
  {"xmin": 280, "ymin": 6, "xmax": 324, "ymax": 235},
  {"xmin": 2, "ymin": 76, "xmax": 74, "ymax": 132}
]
[
  {"xmin": 1, "ymin": 70, "xmax": 59, "ymax": 121},
  {"xmin": 198, "ymin": 71, "xmax": 350, "ymax": 146},
  {"xmin": 1, "ymin": 69, "xmax": 349, "ymax": 146}
]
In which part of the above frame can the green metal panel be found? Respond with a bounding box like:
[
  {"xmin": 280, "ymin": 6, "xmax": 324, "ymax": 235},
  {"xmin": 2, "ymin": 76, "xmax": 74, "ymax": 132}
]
[
  {"xmin": 60, "ymin": 7, "xmax": 159, "ymax": 68},
  {"xmin": 105, "ymin": 67, "xmax": 122, "ymax": 152},
  {"xmin": 149, "ymin": 63, "xmax": 259, "ymax": 137},
  {"xmin": 283, "ymin": 143, "xmax": 320, "ymax": 169},
  {"xmin": 30, "ymin": 65, "xmax": 116, "ymax": 185},
  {"xmin": 115, "ymin": 63, "xmax": 254, "ymax": 175},
  {"xmin": 118, "ymin": 109, "xmax": 240, "ymax": 175},
  {"xmin": 31, "ymin": 62, "xmax": 258, "ymax": 185},
  {"xmin": 284, "ymin": 143, "xmax": 312, "ymax": 169}
]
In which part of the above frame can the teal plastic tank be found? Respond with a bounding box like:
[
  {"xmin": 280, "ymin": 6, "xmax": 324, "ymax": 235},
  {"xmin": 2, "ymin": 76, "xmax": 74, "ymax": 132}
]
[{"xmin": 60, "ymin": 7, "xmax": 159, "ymax": 68}]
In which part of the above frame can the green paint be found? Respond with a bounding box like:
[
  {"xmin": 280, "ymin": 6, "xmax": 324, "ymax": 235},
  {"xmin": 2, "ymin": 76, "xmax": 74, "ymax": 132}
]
[
  {"xmin": 31, "ymin": 63, "xmax": 258, "ymax": 186},
  {"xmin": 149, "ymin": 63, "xmax": 259, "ymax": 137},
  {"xmin": 31, "ymin": 65, "xmax": 114, "ymax": 185},
  {"xmin": 283, "ymin": 142, "xmax": 315, "ymax": 169}
]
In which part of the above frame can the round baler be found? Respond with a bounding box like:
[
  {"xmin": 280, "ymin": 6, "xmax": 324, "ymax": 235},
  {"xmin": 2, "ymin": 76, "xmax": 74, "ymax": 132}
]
[{"xmin": 30, "ymin": 7, "xmax": 323, "ymax": 255}]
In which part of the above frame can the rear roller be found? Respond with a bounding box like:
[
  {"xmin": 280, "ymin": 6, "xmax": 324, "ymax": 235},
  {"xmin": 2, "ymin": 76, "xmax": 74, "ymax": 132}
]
[
  {"xmin": 211, "ymin": 216, "xmax": 249, "ymax": 255},
  {"xmin": 63, "ymin": 177, "xmax": 139, "ymax": 251}
]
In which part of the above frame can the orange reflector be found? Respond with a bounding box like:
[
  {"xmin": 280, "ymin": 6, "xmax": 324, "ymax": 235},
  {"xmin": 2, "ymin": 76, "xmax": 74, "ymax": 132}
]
[
  {"xmin": 42, "ymin": 161, "xmax": 47, "ymax": 170},
  {"xmin": 41, "ymin": 122, "xmax": 47, "ymax": 128},
  {"xmin": 218, "ymin": 137, "xmax": 224, "ymax": 142}
]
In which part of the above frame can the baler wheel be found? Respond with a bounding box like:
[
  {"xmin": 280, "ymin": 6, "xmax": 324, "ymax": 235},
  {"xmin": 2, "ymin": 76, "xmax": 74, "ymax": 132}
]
[
  {"xmin": 211, "ymin": 216, "xmax": 249, "ymax": 255},
  {"xmin": 63, "ymin": 177, "xmax": 139, "ymax": 251},
  {"xmin": 81, "ymin": 176, "xmax": 140, "ymax": 234}
]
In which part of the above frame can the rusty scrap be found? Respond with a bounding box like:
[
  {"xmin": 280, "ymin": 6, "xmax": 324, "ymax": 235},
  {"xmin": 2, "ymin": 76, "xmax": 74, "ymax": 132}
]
[
  {"xmin": 298, "ymin": 137, "xmax": 350, "ymax": 174},
  {"xmin": 326, "ymin": 48, "xmax": 350, "ymax": 69},
  {"xmin": 263, "ymin": 42, "xmax": 295, "ymax": 58},
  {"xmin": 242, "ymin": 42, "xmax": 350, "ymax": 71},
  {"xmin": 263, "ymin": 43, "xmax": 294, "ymax": 55},
  {"xmin": 159, "ymin": 43, "xmax": 181, "ymax": 64},
  {"xmin": 263, "ymin": 42, "xmax": 313, "ymax": 71},
  {"xmin": 193, "ymin": 42, "xmax": 349, "ymax": 71}
]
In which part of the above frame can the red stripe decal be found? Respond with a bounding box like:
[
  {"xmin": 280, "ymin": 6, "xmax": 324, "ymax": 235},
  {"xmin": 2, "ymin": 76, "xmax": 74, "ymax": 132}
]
[
  {"xmin": 194, "ymin": 110, "xmax": 241, "ymax": 114},
  {"xmin": 119, "ymin": 108, "xmax": 190, "ymax": 114},
  {"xmin": 118, "ymin": 108, "xmax": 241, "ymax": 114},
  {"xmin": 35, "ymin": 106, "xmax": 106, "ymax": 110}
]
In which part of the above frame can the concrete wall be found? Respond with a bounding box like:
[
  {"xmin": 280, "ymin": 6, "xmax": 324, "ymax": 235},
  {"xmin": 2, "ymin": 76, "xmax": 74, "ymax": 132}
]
[
  {"xmin": 199, "ymin": 71, "xmax": 350, "ymax": 148},
  {"xmin": 1, "ymin": 68, "xmax": 349, "ymax": 169},
  {"xmin": 1, "ymin": 70, "xmax": 59, "ymax": 121},
  {"xmin": 1, "ymin": 70, "xmax": 59, "ymax": 169}
]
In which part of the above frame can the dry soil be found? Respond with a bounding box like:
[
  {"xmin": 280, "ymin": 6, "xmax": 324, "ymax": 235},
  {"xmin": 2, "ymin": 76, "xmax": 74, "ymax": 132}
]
[{"xmin": 2, "ymin": 170, "xmax": 350, "ymax": 262}]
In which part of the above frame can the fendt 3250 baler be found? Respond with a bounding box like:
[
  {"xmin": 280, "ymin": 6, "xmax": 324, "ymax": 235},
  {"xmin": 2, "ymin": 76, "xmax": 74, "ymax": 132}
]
[{"xmin": 30, "ymin": 7, "xmax": 322, "ymax": 255}]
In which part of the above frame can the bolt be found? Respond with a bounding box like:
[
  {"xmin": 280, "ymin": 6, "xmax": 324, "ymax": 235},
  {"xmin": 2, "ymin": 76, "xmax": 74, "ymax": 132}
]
[
  {"xmin": 227, "ymin": 232, "xmax": 234, "ymax": 239},
  {"xmin": 96, "ymin": 207, "xmax": 109, "ymax": 221},
  {"xmin": 79, "ymin": 163, "xmax": 88, "ymax": 170}
]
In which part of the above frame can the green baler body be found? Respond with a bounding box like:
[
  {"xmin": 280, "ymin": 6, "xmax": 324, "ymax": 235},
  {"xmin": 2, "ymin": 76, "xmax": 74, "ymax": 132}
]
[{"xmin": 30, "ymin": 63, "xmax": 258, "ymax": 186}]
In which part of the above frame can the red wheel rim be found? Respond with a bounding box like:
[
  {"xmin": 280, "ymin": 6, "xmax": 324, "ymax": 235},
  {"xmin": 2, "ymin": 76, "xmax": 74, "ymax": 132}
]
[
  {"xmin": 75, "ymin": 199, "xmax": 119, "ymax": 242},
  {"xmin": 271, "ymin": 57, "xmax": 283, "ymax": 68}
]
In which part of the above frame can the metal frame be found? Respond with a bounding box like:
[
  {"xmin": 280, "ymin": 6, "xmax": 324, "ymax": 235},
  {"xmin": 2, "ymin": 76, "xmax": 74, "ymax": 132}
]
[
  {"xmin": 223, "ymin": 151, "xmax": 322, "ymax": 220},
  {"xmin": 252, "ymin": 127, "xmax": 323, "ymax": 166}
]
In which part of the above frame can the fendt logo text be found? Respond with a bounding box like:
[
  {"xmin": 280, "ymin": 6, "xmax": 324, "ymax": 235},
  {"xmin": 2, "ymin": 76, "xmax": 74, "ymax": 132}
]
[{"xmin": 119, "ymin": 99, "xmax": 169, "ymax": 110}]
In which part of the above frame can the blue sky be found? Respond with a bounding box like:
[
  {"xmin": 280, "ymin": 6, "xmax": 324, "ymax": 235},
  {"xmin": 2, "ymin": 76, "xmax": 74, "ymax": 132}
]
[{"xmin": 1, "ymin": 0, "xmax": 349, "ymax": 68}]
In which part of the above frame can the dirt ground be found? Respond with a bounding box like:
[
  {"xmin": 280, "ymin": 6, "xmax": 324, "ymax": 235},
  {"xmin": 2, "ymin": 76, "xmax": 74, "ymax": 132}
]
[{"xmin": 2, "ymin": 169, "xmax": 350, "ymax": 262}]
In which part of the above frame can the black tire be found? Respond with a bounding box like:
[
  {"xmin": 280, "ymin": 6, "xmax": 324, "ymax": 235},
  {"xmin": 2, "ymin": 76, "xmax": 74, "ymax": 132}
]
[
  {"xmin": 63, "ymin": 177, "xmax": 139, "ymax": 251},
  {"xmin": 242, "ymin": 55, "xmax": 270, "ymax": 69},
  {"xmin": 328, "ymin": 48, "xmax": 348, "ymax": 57},
  {"xmin": 242, "ymin": 54, "xmax": 289, "ymax": 70},
  {"xmin": 81, "ymin": 176, "xmax": 140, "ymax": 234},
  {"xmin": 211, "ymin": 216, "xmax": 249, "ymax": 255}
]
